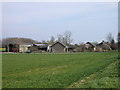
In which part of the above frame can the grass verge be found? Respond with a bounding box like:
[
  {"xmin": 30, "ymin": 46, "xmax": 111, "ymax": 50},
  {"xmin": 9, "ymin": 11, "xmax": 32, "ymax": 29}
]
[{"xmin": 68, "ymin": 60, "xmax": 118, "ymax": 88}]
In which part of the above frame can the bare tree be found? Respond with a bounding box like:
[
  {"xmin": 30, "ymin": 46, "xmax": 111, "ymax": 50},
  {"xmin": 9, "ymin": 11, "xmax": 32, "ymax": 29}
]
[
  {"xmin": 56, "ymin": 31, "xmax": 73, "ymax": 45},
  {"xmin": 106, "ymin": 33, "xmax": 117, "ymax": 50},
  {"xmin": 106, "ymin": 33, "xmax": 114, "ymax": 44},
  {"xmin": 64, "ymin": 31, "xmax": 73, "ymax": 45}
]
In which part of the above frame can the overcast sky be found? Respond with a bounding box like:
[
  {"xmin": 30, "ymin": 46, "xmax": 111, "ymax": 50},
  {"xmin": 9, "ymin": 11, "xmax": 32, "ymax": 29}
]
[{"xmin": 2, "ymin": 2, "xmax": 118, "ymax": 43}]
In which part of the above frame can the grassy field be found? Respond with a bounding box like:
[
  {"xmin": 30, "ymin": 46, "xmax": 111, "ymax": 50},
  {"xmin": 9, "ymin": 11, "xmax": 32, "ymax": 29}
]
[
  {"xmin": 2, "ymin": 52, "xmax": 118, "ymax": 88},
  {"xmin": 68, "ymin": 60, "xmax": 118, "ymax": 88}
]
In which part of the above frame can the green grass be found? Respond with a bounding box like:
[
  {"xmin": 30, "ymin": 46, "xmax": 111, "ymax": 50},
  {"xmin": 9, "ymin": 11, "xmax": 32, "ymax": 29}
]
[
  {"xmin": 2, "ymin": 52, "xmax": 118, "ymax": 88},
  {"xmin": 68, "ymin": 60, "xmax": 118, "ymax": 88}
]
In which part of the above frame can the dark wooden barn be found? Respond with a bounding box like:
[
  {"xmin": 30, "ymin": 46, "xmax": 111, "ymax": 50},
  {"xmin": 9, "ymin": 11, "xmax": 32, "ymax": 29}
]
[
  {"xmin": 28, "ymin": 44, "xmax": 48, "ymax": 52},
  {"xmin": 51, "ymin": 41, "xmax": 73, "ymax": 53}
]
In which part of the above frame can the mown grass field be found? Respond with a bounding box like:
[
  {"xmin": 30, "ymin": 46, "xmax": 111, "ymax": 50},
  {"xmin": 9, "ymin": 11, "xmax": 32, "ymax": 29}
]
[{"xmin": 2, "ymin": 52, "xmax": 118, "ymax": 88}]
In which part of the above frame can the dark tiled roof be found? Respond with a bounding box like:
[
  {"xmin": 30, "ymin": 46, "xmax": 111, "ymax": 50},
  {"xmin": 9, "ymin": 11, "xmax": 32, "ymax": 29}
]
[
  {"xmin": 33, "ymin": 44, "xmax": 48, "ymax": 48},
  {"xmin": 86, "ymin": 42, "xmax": 95, "ymax": 47},
  {"xmin": 51, "ymin": 41, "xmax": 66, "ymax": 47},
  {"xmin": 51, "ymin": 41, "xmax": 73, "ymax": 49}
]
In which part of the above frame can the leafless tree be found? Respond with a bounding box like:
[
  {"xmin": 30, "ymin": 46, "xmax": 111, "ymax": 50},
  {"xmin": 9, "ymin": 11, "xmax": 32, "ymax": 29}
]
[
  {"xmin": 106, "ymin": 33, "xmax": 114, "ymax": 44},
  {"xmin": 64, "ymin": 31, "xmax": 73, "ymax": 45},
  {"xmin": 57, "ymin": 31, "xmax": 73, "ymax": 45}
]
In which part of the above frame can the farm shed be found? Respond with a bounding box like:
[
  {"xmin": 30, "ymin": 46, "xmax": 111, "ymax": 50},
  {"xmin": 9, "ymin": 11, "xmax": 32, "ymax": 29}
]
[
  {"xmin": 51, "ymin": 41, "xmax": 73, "ymax": 53},
  {"xmin": 35, "ymin": 44, "xmax": 48, "ymax": 51},
  {"xmin": 28, "ymin": 44, "xmax": 48, "ymax": 52}
]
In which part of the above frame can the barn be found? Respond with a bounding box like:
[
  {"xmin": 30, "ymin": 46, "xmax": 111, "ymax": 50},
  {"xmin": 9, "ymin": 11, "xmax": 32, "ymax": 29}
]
[
  {"xmin": 51, "ymin": 41, "xmax": 73, "ymax": 53},
  {"xmin": 28, "ymin": 44, "xmax": 48, "ymax": 53}
]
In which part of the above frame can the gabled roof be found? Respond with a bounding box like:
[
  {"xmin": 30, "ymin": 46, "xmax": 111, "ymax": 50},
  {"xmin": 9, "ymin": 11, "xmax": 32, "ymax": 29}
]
[
  {"xmin": 86, "ymin": 42, "xmax": 91, "ymax": 44},
  {"xmin": 51, "ymin": 41, "xmax": 73, "ymax": 49},
  {"xmin": 86, "ymin": 42, "xmax": 95, "ymax": 47},
  {"xmin": 32, "ymin": 44, "xmax": 48, "ymax": 48},
  {"xmin": 51, "ymin": 41, "xmax": 67, "ymax": 48},
  {"xmin": 98, "ymin": 41, "xmax": 105, "ymax": 45}
]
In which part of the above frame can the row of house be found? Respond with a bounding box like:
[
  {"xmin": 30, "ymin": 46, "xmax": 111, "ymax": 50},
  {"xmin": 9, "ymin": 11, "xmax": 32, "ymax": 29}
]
[
  {"xmin": 1, "ymin": 41, "xmax": 73, "ymax": 53},
  {"xmin": 1, "ymin": 41, "xmax": 113, "ymax": 53},
  {"xmin": 85, "ymin": 41, "xmax": 112, "ymax": 52}
]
